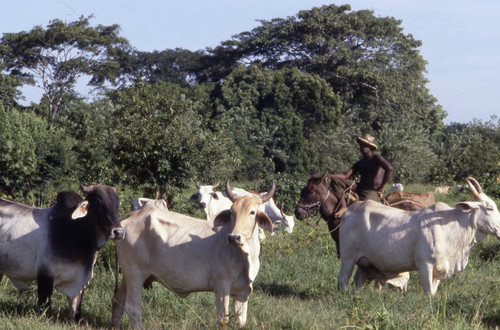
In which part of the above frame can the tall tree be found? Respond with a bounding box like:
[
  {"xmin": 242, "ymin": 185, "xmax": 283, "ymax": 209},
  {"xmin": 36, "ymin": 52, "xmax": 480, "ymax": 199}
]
[
  {"xmin": 436, "ymin": 117, "xmax": 500, "ymax": 195},
  {"xmin": 210, "ymin": 4, "xmax": 445, "ymax": 136},
  {"xmin": 0, "ymin": 15, "xmax": 130, "ymax": 122},
  {"xmin": 212, "ymin": 65, "xmax": 341, "ymax": 177},
  {"xmin": 0, "ymin": 61, "xmax": 23, "ymax": 108},
  {"xmin": 0, "ymin": 104, "xmax": 77, "ymax": 198},
  {"xmin": 109, "ymin": 82, "xmax": 240, "ymax": 200},
  {"xmin": 132, "ymin": 49, "xmax": 204, "ymax": 87}
]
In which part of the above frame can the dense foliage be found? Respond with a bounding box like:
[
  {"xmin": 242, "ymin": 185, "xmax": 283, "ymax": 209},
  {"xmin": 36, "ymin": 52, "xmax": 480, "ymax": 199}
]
[{"xmin": 0, "ymin": 4, "xmax": 498, "ymax": 201}]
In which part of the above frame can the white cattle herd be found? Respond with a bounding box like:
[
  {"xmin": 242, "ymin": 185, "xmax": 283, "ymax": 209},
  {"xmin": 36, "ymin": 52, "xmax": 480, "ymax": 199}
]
[{"xmin": 0, "ymin": 177, "xmax": 498, "ymax": 327}]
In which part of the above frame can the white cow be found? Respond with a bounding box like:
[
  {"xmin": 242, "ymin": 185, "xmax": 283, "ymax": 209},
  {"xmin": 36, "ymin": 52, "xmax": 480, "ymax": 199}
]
[
  {"xmin": 188, "ymin": 181, "xmax": 295, "ymax": 233},
  {"xmin": 130, "ymin": 197, "xmax": 168, "ymax": 211},
  {"xmin": 188, "ymin": 182, "xmax": 233, "ymax": 221},
  {"xmin": 338, "ymin": 177, "xmax": 500, "ymax": 295},
  {"xmin": 390, "ymin": 183, "xmax": 404, "ymax": 193},
  {"xmin": 111, "ymin": 181, "xmax": 275, "ymax": 328}
]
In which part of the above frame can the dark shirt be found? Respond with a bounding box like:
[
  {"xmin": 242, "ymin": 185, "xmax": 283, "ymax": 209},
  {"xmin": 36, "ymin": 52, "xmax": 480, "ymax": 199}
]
[{"xmin": 352, "ymin": 154, "xmax": 392, "ymax": 191}]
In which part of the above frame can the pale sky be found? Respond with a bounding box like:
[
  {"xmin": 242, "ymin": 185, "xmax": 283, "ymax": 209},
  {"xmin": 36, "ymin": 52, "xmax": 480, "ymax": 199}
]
[{"xmin": 1, "ymin": 0, "xmax": 499, "ymax": 124}]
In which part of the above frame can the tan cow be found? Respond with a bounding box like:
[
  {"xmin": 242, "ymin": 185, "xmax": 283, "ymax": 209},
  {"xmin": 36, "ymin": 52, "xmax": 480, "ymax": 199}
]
[
  {"xmin": 338, "ymin": 178, "xmax": 500, "ymax": 295},
  {"xmin": 111, "ymin": 181, "xmax": 275, "ymax": 328},
  {"xmin": 434, "ymin": 185, "xmax": 451, "ymax": 194}
]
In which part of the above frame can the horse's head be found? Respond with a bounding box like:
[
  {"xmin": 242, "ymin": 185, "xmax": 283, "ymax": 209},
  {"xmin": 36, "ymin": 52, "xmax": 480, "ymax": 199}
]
[{"xmin": 295, "ymin": 173, "xmax": 336, "ymax": 220}]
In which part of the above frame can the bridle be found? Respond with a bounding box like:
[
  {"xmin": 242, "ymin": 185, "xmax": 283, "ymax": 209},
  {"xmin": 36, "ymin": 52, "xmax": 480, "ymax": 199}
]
[
  {"xmin": 297, "ymin": 181, "xmax": 357, "ymax": 233},
  {"xmin": 296, "ymin": 188, "xmax": 330, "ymax": 219}
]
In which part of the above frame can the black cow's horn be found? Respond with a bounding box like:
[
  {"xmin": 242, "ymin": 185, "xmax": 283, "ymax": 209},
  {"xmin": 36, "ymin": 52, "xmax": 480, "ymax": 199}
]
[{"xmin": 80, "ymin": 185, "xmax": 94, "ymax": 194}]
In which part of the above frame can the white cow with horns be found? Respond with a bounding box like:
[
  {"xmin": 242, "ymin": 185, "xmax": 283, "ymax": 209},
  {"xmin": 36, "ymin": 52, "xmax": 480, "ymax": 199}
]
[
  {"xmin": 188, "ymin": 181, "xmax": 295, "ymax": 233},
  {"xmin": 338, "ymin": 177, "xmax": 500, "ymax": 295},
  {"xmin": 112, "ymin": 181, "xmax": 276, "ymax": 328},
  {"xmin": 130, "ymin": 197, "xmax": 168, "ymax": 211}
]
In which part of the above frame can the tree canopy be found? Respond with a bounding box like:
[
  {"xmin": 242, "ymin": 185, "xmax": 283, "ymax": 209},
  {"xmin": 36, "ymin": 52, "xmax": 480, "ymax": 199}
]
[
  {"xmin": 0, "ymin": 5, "xmax": 497, "ymax": 200},
  {"xmin": 0, "ymin": 15, "xmax": 130, "ymax": 122}
]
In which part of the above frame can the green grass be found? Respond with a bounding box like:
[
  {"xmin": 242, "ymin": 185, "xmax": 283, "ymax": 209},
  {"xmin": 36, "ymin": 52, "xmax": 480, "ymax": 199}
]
[{"xmin": 1, "ymin": 185, "xmax": 499, "ymax": 329}]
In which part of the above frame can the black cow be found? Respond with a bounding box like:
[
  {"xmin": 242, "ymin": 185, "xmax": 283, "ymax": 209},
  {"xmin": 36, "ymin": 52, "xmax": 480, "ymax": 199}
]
[{"xmin": 0, "ymin": 184, "xmax": 124, "ymax": 321}]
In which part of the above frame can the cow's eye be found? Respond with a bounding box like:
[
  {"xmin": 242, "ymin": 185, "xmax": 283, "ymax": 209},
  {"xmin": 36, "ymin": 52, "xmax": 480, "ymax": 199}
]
[{"xmin": 250, "ymin": 211, "xmax": 256, "ymax": 216}]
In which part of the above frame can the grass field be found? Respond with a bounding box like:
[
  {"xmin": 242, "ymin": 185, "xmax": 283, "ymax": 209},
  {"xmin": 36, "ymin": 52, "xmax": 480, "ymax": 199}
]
[{"xmin": 0, "ymin": 186, "xmax": 499, "ymax": 329}]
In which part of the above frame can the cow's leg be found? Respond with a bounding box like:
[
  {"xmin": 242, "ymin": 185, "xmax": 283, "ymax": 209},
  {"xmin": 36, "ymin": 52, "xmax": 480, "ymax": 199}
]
[
  {"xmin": 37, "ymin": 270, "xmax": 54, "ymax": 315},
  {"xmin": 111, "ymin": 280, "xmax": 128, "ymax": 329},
  {"xmin": 68, "ymin": 292, "xmax": 84, "ymax": 322},
  {"xmin": 233, "ymin": 299, "xmax": 248, "ymax": 327},
  {"xmin": 338, "ymin": 258, "xmax": 356, "ymax": 291},
  {"xmin": 215, "ymin": 289, "xmax": 230, "ymax": 327},
  {"xmin": 417, "ymin": 263, "xmax": 435, "ymax": 295},
  {"xmin": 431, "ymin": 278, "xmax": 441, "ymax": 296},
  {"xmin": 233, "ymin": 289, "xmax": 251, "ymax": 327},
  {"xmin": 123, "ymin": 280, "xmax": 144, "ymax": 329},
  {"xmin": 353, "ymin": 267, "xmax": 367, "ymax": 289}
]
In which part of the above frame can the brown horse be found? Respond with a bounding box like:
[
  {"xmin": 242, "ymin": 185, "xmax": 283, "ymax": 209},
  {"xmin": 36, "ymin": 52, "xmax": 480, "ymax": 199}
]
[
  {"xmin": 294, "ymin": 173, "xmax": 348, "ymax": 258},
  {"xmin": 294, "ymin": 173, "xmax": 432, "ymax": 258}
]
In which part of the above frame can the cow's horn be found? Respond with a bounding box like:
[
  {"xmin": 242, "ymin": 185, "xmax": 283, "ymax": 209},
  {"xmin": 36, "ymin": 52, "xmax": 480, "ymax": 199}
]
[
  {"xmin": 195, "ymin": 181, "xmax": 201, "ymax": 189},
  {"xmin": 465, "ymin": 177, "xmax": 482, "ymax": 199},
  {"xmin": 80, "ymin": 185, "xmax": 94, "ymax": 194},
  {"xmin": 225, "ymin": 180, "xmax": 238, "ymax": 202},
  {"xmin": 468, "ymin": 177, "xmax": 483, "ymax": 194},
  {"xmin": 213, "ymin": 181, "xmax": 220, "ymax": 189},
  {"xmin": 260, "ymin": 181, "xmax": 276, "ymax": 203},
  {"xmin": 280, "ymin": 203, "xmax": 291, "ymax": 219}
]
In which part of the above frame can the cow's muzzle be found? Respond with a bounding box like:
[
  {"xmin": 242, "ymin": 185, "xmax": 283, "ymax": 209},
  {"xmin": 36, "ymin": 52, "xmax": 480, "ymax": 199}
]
[
  {"xmin": 110, "ymin": 227, "xmax": 125, "ymax": 240},
  {"xmin": 227, "ymin": 234, "xmax": 244, "ymax": 246}
]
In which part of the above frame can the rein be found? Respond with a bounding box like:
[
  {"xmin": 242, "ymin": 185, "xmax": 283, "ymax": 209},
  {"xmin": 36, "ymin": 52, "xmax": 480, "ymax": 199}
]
[{"xmin": 300, "ymin": 182, "xmax": 356, "ymax": 234}]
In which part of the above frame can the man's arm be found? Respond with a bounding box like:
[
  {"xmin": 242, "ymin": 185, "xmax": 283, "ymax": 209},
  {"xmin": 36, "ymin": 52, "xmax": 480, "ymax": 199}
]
[
  {"xmin": 377, "ymin": 155, "xmax": 393, "ymax": 190},
  {"xmin": 328, "ymin": 168, "xmax": 354, "ymax": 180}
]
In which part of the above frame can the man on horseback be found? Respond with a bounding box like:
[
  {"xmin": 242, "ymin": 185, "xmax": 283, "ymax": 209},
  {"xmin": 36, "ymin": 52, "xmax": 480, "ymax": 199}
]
[{"xmin": 328, "ymin": 134, "xmax": 393, "ymax": 203}]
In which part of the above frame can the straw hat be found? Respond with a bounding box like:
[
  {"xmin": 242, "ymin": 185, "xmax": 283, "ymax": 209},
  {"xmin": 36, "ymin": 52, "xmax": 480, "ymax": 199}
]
[{"xmin": 356, "ymin": 134, "xmax": 378, "ymax": 151}]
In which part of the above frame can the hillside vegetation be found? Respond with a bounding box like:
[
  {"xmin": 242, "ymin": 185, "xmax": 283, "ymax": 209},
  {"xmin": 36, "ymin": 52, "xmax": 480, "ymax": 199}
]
[{"xmin": 0, "ymin": 5, "xmax": 498, "ymax": 203}]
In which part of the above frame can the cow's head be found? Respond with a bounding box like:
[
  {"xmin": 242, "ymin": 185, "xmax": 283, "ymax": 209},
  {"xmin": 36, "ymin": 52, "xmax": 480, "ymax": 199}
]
[
  {"xmin": 72, "ymin": 184, "xmax": 125, "ymax": 241},
  {"xmin": 188, "ymin": 181, "xmax": 220, "ymax": 211},
  {"xmin": 455, "ymin": 177, "xmax": 500, "ymax": 238},
  {"xmin": 214, "ymin": 181, "xmax": 274, "ymax": 247}
]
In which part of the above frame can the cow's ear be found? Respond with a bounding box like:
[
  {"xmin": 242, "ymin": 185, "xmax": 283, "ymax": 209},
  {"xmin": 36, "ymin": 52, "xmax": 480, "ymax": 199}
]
[
  {"xmin": 188, "ymin": 192, "xmax": 200, "ymax": 202},
  {"xmin": 256, "ymin": 212, "xmax": 273, "ymax": 233},
  {"xmin": 455, "ymin": 202, "xmax": 479, "ymax": 212},
  {"xmin": 213, "ymin": 209, "xmax": 231, "ymax": 226},
  {"xmin": 72, "ymin": 200, "xmax": 89, "ymax": 219}
]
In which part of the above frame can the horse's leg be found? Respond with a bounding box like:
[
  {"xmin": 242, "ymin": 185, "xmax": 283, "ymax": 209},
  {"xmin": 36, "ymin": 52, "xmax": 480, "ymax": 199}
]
[{"xmin": 327, "ymin": 218, "xmax": 341, "ymax": 258}]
